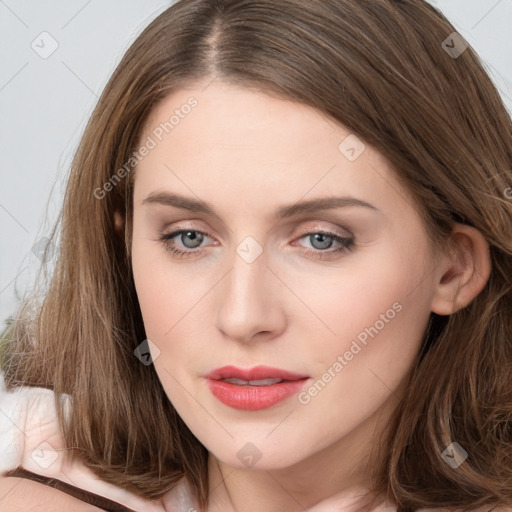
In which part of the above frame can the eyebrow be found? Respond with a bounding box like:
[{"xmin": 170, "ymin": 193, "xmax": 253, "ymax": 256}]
[{"xmin": 141, "ymin": 191, "xmax": 380, "ymax": 219}]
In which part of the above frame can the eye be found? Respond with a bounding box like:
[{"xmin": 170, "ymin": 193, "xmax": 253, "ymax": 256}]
[
  {"xmin": 294, "ymin": 231, "xmax": 355, "ymax": 259},
  {"xmin": 159, "ymin": 228, "xmax": 355, "ymax": 260},
  {"xmin": 160, "ymin": 229, "xmax": 214, "ymax": 257}
]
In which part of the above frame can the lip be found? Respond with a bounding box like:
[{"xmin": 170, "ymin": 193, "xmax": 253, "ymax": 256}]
[
  {"xmin": 205, "ymin": 365, "xmax": 310, "ymax": 411},
  {"xmin": 205, "ymin": 365, "xmax": 309, "ymax": 381}
]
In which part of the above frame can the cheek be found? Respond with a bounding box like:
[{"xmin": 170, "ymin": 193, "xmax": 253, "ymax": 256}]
[
  {"xmin": 131, "ymin": 242, "xmax": 164, "ymax": 336},
  {"xmin": 292, "ymin": 246, "xmax": 428, "ymax": 340},
  {"xmin": 131, "ymin": 235, "xmax": 212, "ymax": 365},
  {"xmin": 131, "ymin": 229, "xmax": 182, "ymax": 353},
  {"xmin": 291, "ymin": 238, "xmax": 433, "ymax": 385}
]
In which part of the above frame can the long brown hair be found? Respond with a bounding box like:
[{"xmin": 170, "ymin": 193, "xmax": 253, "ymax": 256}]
[{"xmin": 3, "ymin": 0, "xmax": 512, "ymax": 510}]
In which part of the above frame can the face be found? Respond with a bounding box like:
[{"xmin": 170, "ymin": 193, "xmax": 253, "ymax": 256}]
[{"xmin": 131, "ymin": 79, "xmax": 440, "ymax": 473}]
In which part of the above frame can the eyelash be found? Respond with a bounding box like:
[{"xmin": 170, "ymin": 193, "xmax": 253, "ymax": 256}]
[{"xmin": 159, "ymin": 228, "xmax": 355, "ymax": 260}]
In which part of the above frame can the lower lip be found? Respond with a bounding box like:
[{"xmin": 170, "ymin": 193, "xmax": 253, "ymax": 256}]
[{"xmin": 206, "ymin": 378, "xmax": 309, "ymax": 410}]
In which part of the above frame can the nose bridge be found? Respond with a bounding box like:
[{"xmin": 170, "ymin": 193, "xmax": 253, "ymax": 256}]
[
  {"xmin": 226, "ymin": 239, "xmax": 270, "ymax": 311},
  {"xmin": 215, "ymin": 236, "xmax": 284, "ymax": 342}
]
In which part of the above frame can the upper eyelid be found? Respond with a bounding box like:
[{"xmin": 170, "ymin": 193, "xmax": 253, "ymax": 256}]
[
  {"xmin": 162, "ymin": 226, "xmax": 351, "ymax": 238},
  {"xmin": 294, "ymin": 223, "xmax": 353, "ymax": 239},
  {"xmin": 161, "ymin": 219, "xmax": 352, "ymax": 238}
]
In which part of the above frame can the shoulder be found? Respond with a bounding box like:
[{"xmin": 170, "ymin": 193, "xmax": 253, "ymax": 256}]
[
  {"xmin": 0, "ymin": 384, "xmax": 93, "ymax": 510},
  {"xmin": 0, "ymin": 476, "xmax": 105, "ymax": 511},
  {"xmin": 0, "ymin": 382, "xmax": 65, "ymax": 474},
  {"xmin": 0, "ymin": 381, "xmax": 167, "ymax": 511}
]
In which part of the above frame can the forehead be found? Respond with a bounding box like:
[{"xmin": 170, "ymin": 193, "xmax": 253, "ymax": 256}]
[
  {"xmin": 141, "ymin": 80, "xmax": 342, "ymax": 152},
  {"xmin": 134, "ymin": 81, "xmax": 415, "ymax": 221}
]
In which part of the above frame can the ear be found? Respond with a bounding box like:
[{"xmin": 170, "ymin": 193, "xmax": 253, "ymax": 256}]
[
  {"xmin": 114, "ymin": 210, "xmax": 125, "ymax": 235},
  {"xmin": 430, "ymin": 224, "xmax": 492, "ymax": 316}
]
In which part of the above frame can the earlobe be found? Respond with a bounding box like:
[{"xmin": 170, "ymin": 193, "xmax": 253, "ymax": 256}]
[
  {"xmin": 114, "ymin": 210, "xmax": 125, "ymax": 235},
  {"xmin": 430, "ymin": 224, "xmax": 492, "ymax": 316}
]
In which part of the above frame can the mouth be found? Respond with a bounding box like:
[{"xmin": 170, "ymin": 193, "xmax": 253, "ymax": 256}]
[
  {"xmin": 204, "ymin": 365, "xmax": 310, "ymax": 410},
  {"xmin": 205, "ymin": 364, "xmax": 309, "ymax": 382},
  {"xmin": 219, "ymin": 377, "xmax": 286, "ymax": 386}
]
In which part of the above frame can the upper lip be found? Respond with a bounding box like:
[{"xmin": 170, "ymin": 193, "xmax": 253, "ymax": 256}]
[{"xmin": 205, "ymin": 365, "xmax": 309, "ymax": 381}]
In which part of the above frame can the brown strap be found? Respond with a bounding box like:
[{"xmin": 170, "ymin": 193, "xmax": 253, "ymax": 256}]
[{"xmin": 3, "ymin": 466, "xmax": 137, "ymax": 512}]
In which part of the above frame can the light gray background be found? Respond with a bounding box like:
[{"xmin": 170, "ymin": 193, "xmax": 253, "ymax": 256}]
[{"xmin": 1, "ymin": 0, "xmax": 511, "ymax": 327}]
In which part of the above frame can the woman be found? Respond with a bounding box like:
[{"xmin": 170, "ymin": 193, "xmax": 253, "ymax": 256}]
[{"xmin": 1, "ymin": 0, "xmax": 511, "ymax": 510}]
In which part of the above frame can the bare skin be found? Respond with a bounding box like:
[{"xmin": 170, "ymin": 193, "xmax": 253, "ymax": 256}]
[{"xmin": 130, "ymin": 78, "xmax": 493, "ymax": 512}]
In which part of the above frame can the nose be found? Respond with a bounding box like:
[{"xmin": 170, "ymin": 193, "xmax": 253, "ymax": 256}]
[{"xmin": 215, "ymin": 247, "xmax": 286, "ymax": 345}]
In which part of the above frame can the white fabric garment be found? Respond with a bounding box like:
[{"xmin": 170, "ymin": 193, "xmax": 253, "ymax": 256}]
[{"xmin": 0, "ymin": 375, "xmax": 200, "ymax": 511}]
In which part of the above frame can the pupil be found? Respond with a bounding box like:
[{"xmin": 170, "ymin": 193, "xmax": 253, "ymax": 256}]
[
  {"xmin": 183, "ymin": 231, "xmax": 203, "ymax": 248},
  {"xmin": 312, "ymin": 233, "xmax": 332, "ymax": 250}
]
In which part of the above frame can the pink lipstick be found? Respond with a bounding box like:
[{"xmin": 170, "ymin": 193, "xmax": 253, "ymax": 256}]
[{"xmin": 205, "ymin": 365, "xmax": 309, "ymax": 411}]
